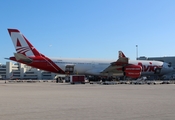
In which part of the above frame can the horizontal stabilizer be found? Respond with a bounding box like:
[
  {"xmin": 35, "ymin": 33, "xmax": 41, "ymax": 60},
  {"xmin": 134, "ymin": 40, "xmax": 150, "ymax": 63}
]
[
  {"xmin": 14, "ymin": 53, "xmax": 33, "ymax": 64},
  {"xmin": 4, "ymin": 58, "xmax": 10, "ymax": 60}
]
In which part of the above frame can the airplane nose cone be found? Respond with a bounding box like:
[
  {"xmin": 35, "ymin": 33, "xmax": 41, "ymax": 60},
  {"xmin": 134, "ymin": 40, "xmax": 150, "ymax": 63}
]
[{"xmin": 161, "ymin": 63, "xmax": 174, "ymax": 74}]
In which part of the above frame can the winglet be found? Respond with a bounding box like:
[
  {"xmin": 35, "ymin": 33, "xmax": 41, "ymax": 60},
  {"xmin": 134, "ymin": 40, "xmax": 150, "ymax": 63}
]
[
  {"xmin": 110, "ymin": 51, "xmax": 128, "ymax": 66},
  {"xmin": 118, "ymin": 51, "xmax": 126, "ymax": 58}
]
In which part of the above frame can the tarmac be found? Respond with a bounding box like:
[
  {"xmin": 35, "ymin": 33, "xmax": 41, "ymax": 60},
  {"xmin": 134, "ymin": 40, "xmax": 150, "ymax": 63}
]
[{"xmin": 0, "ymin": 81, "xmax": 175, "ymax": 120}]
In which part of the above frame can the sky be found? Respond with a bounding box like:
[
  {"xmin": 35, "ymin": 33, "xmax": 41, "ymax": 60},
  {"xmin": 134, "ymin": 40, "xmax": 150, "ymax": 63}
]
[{"xmin": 0, "ymin": 0, "xmax": 175, "ymax": 64}]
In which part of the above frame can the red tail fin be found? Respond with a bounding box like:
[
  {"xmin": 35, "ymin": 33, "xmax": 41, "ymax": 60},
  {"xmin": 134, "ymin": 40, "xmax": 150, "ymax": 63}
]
[{"xmin": 8, "ymin": 29, "xmax": 41, "ymax": 57}]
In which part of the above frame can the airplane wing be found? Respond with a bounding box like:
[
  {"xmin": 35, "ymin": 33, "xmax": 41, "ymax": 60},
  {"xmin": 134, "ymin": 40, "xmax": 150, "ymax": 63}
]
[
  {"xmin": 101, "ymin": 51, "xmax": 129, "ymax": 74},
  {"xmin": 101, "ymin": 51, "xmax": 142, "ymax": 78}
]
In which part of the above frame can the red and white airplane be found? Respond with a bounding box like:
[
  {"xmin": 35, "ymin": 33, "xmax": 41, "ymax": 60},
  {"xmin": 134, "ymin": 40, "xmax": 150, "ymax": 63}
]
[{"xmin": 6, "ymin": 29, "xmax": 174, "ymax": 78}]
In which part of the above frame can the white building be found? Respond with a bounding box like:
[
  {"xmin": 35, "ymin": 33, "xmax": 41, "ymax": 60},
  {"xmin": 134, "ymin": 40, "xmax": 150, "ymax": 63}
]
[{"xmin": 0, "ymin": 62, "xmax": 57, "ymax": 80}]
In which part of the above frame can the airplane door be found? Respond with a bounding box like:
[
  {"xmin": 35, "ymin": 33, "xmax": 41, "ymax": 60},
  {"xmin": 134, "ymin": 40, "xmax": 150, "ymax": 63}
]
[{"xmin": 65, "ymin": 65, "xmax": 75, "ymax": 74}]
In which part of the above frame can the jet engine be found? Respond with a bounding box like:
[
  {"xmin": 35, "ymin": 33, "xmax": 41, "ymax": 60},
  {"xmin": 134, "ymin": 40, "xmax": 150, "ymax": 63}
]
[
  {"xmin": 123, "ymin": 65, "xmax": 142, "ymax": 78},
  {"xmin": 154, "ymin": 67, "xmax": 162, "ymax": 74}
]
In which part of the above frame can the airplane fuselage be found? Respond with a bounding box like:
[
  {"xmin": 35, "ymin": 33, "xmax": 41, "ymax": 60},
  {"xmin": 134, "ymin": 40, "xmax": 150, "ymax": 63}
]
[
  {"xmin": 49, "ymin": 58, "xmax": 172, "ymax": 76},
  {"xmin": 7, "ymin": 28, "xmax": 174, "ymax": 78}
]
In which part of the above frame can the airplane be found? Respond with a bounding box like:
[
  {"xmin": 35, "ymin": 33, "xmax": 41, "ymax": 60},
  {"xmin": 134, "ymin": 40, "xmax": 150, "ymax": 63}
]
[{"xmin": 6, "ymin": 29, "xmax": 174, "ymax": 78}]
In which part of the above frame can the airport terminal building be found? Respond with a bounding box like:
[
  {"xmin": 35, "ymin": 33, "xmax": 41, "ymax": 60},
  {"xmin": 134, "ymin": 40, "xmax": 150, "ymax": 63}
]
[{"xmin": 0, "ymin": 62, "xmax": 57, "ymax": 80}]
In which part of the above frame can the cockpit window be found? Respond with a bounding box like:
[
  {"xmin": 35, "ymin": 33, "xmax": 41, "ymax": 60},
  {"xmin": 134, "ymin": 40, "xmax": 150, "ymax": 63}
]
[{"xmin": 168, "ymin": 62, "xmax": 172, "ymax": 67}]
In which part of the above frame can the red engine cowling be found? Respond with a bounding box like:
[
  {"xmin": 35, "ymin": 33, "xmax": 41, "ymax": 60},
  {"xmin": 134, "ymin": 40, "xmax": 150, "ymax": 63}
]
[{"xmin": 124, "ymin": 65, "xmax": 142, "ymax": 78}]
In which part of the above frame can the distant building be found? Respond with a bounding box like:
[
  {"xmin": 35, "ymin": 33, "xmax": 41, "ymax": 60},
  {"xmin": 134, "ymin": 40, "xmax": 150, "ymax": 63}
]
[{"xmin": 0, "ymin": 62, "xmax": 57, "ymax": 80}]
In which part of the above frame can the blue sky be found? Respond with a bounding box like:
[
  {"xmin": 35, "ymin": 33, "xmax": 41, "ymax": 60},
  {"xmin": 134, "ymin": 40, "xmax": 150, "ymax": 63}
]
[{"xmin": 0, "ymin": 0, "xmax": 175, "ymax": 64}]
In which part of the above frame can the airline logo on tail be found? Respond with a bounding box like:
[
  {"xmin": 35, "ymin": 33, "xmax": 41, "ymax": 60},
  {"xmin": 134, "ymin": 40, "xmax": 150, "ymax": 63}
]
[
  {"xmin": 16, "ymin": 39, "xmax": 31, "ymax": 55},
  {"xmin": 8, "ymin": 29, "xmax": 40, "ymax": 57}
]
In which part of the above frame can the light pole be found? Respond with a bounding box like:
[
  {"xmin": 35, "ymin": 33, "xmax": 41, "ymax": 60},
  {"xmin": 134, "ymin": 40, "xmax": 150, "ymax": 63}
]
[{"xmin": 136, "ymin": 45, "xmax": 138, "ymax": 60}]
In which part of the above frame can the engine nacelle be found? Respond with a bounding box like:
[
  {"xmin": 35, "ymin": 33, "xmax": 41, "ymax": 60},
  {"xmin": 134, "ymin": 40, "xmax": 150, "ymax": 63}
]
[{"xmin": 124, "ymin": 65, "xmax": 142, "ymax": 78}]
